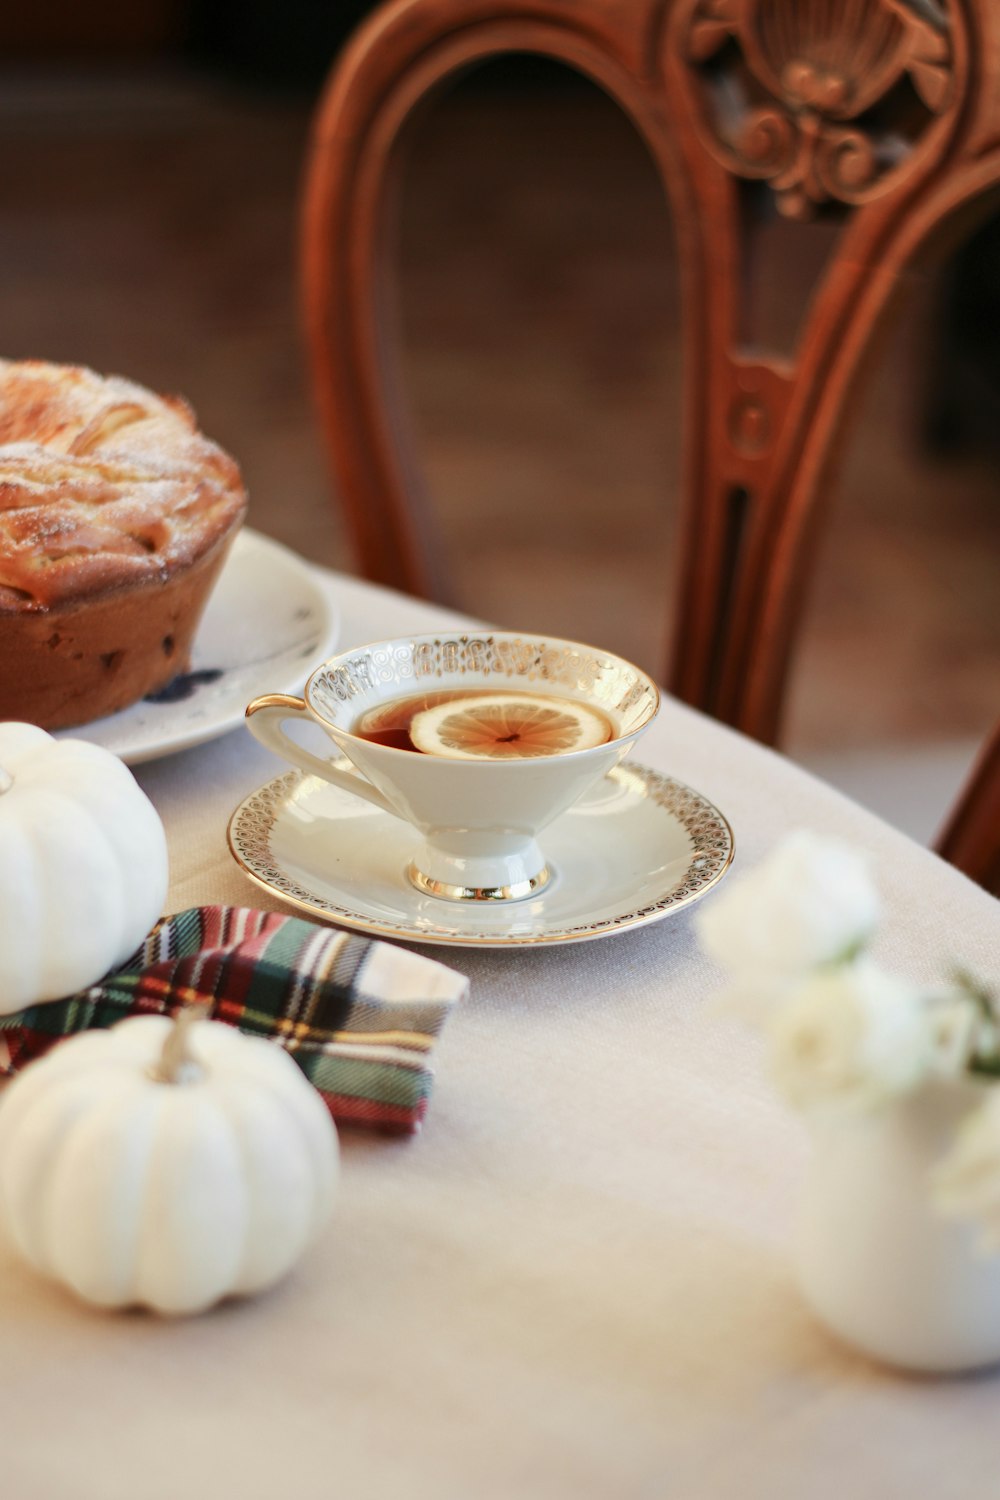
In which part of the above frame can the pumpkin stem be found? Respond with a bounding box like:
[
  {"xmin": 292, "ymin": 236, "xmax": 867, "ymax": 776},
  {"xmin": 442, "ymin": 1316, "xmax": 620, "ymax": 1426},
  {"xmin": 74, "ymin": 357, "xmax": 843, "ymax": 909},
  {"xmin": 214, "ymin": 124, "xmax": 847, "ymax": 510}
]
[
  {"xmin": 150, "ymin": 1002, "xmax": 211, "ymax": 1084},
  {"xmin": 0, "ymin": 766, "xmax": 12, "ymax": 796}
]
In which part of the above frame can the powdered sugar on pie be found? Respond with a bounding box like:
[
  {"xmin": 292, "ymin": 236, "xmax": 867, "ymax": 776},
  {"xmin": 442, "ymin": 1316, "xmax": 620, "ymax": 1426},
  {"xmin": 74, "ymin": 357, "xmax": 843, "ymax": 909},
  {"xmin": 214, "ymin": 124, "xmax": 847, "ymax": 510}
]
[{"xmin": 0, "ymin": 360, "xmax": 246, "ymax": 610}]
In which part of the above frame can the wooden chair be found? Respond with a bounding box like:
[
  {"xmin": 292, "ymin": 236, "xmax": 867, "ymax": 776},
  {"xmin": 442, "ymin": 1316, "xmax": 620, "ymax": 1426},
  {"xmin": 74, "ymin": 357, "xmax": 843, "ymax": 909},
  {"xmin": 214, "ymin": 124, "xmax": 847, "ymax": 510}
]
[{"xmin": 301, "ymin": 0, "xmax": 1000, "ymax": 890}]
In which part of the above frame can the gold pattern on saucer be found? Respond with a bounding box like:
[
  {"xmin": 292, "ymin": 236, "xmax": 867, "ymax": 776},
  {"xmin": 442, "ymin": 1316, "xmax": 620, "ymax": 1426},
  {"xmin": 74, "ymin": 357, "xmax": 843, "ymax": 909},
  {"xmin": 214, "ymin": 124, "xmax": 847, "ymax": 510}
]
[{"xmin": 226, "ymin": 763, "xmax": 735, "ymax": 949}]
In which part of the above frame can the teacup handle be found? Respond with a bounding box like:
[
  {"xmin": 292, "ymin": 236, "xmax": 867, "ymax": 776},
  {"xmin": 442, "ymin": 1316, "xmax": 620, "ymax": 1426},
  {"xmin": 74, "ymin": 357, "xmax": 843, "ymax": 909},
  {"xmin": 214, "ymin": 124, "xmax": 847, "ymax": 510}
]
[{"xmin": 245, "ymin": 694, "xmax": 400, "ymax": 817}]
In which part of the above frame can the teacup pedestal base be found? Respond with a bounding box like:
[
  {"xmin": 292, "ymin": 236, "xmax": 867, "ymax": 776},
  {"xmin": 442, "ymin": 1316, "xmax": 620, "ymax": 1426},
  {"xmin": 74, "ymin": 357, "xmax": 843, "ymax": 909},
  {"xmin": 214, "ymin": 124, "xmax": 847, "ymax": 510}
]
[{"xmin": 407, "ymin": 835, "xmax": 551, "ymax": 903}]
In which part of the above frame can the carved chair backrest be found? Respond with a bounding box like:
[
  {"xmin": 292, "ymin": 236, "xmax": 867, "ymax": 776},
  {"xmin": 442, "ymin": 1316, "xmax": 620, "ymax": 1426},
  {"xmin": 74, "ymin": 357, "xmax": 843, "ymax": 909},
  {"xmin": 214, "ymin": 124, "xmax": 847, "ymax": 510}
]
[{"xmin": 302, "ymin": 0, "xmax": 1000, "ymax": 887}]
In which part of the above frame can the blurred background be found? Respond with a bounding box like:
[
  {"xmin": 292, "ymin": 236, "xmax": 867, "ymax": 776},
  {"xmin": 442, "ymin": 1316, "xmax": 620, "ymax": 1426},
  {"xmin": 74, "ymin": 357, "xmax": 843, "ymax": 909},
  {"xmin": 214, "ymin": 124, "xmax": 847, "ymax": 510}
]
[{"xmin": 1, "ymin": 0, "xmax": 997, "ymax": 845}]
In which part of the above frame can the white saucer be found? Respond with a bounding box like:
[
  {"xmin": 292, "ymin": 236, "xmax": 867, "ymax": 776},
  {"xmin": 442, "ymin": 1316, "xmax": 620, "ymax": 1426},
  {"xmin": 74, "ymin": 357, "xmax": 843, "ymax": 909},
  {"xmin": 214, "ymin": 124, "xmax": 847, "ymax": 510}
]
[
  {"xmin": 227, "ymin": 762, "xmax": 734, "ymax": 948},
  {"xmin": 56, "ymin": 530, "xmax": 339, "ymax": 766}
]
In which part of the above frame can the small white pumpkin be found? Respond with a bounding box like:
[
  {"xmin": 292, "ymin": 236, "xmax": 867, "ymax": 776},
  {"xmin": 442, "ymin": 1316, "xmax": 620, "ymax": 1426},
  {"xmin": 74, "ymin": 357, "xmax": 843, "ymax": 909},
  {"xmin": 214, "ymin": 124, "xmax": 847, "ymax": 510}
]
[
  {"xmin": 0, "ymin": 721, "xmax": 169, "ymax": 1013},
  {"xmin": 0, "ymin": 1009, "xmax": 339, "ymax": 1314}
]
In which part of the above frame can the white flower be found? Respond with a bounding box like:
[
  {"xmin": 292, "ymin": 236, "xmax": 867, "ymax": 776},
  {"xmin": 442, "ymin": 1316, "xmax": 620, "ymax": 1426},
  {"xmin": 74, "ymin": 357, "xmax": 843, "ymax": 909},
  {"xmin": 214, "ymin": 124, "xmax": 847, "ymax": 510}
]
[
  {"xmin": 931, "ymin": 1094, "xmax": 1000, "ymax": 1252},
  {"xmin": 767, "ymin": 958, "xmax": 929, "ymax": 1117},
  {"xmin": 696, "ymin": 831, "xmax": 880, "ymax": 1014}
]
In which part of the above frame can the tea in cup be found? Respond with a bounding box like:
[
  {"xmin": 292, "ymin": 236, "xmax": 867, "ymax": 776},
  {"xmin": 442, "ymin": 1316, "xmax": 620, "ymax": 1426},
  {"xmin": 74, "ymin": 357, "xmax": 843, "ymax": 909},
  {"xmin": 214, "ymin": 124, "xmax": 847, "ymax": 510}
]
[{"xmin": 245, "ymin": 632, "xmax": 659, "ymax": 901}]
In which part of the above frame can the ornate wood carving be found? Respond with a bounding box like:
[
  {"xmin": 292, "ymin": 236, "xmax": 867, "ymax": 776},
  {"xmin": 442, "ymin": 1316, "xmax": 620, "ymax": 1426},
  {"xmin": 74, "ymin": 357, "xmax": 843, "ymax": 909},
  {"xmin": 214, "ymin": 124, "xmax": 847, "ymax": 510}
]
[
  {"xmin": 684, "ymin": 0, "xmax": 955, "ymax": 218},
  {"xmin": 302, "ymin": 0, "xmax": 1000, "ymax": 886}
]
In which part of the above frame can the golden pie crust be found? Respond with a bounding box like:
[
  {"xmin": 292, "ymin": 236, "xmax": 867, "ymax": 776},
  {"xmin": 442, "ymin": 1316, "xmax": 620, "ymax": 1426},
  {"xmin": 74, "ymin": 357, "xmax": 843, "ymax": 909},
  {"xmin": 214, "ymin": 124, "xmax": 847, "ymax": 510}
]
[{"xmin": 0, "ymin": 360, "xmax": 248, "ymax": 728}]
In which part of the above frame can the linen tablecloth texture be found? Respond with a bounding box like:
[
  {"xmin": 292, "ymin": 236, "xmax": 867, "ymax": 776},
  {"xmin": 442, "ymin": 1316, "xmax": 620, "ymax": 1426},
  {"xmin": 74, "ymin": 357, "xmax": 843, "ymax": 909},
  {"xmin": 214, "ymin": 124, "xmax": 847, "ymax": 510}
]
[
  {"xmin": 3, "ymin": 575, "xmax": 1000, "ymax": 1500},
  {"xmin": 0, "ymin": 905, "xmax": 465, "ymax": 1132}
]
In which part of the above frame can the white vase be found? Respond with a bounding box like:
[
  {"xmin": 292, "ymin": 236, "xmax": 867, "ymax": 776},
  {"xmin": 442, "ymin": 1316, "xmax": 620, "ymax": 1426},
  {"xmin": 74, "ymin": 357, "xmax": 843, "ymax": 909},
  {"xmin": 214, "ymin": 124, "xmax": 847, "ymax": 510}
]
[{"xmin": 795, "ymin": 1082, "xmax": 1000, "ymax": 1373}]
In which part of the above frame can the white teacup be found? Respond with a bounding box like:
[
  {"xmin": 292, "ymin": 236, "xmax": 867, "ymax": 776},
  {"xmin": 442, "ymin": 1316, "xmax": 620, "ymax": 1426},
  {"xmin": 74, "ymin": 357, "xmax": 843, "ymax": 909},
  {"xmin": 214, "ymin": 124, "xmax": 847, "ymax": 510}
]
[{"xmin": 245, "ymin": 631, "xmax": 659, "ymax": 902}]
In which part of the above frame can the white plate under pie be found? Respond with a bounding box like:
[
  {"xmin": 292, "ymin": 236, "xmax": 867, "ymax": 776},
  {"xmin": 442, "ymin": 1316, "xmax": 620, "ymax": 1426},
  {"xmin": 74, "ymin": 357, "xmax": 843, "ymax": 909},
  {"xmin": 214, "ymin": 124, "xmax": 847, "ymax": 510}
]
[
  {"xmin": 227, "ymin": 762, "xmax": 734, "ymax": 948},
  {"xmin": 56, "ymin": 529, "xmax": 339, "ymax": 766}
]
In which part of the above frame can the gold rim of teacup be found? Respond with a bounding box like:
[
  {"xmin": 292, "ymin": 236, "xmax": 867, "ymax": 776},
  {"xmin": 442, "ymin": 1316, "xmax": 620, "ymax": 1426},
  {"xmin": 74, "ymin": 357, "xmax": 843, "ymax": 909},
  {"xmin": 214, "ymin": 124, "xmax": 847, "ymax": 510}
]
[{"xmin": 303, "ymin": 631, "xmax": 661, "ymax": 762}]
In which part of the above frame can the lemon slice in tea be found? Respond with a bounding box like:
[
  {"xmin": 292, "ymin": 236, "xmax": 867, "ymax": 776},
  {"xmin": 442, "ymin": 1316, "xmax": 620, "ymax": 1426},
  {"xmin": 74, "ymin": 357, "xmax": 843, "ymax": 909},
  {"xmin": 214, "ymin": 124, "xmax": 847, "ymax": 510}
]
[{"xmin": 409, "ymin": 692, "xmax": 612, "ymax": 760}]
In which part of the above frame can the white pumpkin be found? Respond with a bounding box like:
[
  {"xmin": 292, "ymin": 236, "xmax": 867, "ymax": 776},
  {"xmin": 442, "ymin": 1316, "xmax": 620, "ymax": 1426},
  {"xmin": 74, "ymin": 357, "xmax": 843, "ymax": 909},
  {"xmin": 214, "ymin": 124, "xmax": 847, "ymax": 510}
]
[
  {"xmin": 0, "ymin": 721, "xmax": 168, "ymax": 1013},
  {"xmin": 0, "ymin": 1009, "xmax": 339, "ymax": 1314}
]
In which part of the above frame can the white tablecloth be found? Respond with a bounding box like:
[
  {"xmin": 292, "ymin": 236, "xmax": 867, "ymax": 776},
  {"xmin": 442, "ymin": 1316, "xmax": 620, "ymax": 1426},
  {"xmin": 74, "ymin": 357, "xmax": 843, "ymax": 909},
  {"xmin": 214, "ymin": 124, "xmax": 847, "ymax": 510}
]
[{"xmin": 4, "ymin": 568, "xmax": 1000, "ymax": 1500}]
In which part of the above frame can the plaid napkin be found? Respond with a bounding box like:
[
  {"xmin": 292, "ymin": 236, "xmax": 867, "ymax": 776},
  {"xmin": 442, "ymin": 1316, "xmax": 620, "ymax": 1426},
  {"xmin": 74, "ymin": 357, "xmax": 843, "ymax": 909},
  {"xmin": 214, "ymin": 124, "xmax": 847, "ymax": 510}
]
[{"xmin": 0, "ymin": 907, "xmax": 467, "ymax": 1133}]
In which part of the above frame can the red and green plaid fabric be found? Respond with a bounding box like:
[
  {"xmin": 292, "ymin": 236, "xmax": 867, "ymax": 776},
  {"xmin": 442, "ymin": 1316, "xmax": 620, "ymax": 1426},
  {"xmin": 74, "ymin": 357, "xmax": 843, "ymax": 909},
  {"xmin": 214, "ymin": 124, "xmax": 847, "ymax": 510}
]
[{"xmin": 0, "ymin": 907, "xmax": 466, "ymax": 1134}]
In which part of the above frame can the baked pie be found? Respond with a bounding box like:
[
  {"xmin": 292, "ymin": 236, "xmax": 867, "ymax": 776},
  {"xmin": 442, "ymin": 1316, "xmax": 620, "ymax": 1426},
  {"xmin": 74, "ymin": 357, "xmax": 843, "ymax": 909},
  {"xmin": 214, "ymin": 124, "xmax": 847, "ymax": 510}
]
[{"xmin": 0, "ymin": 359, "xmax": 248, "ymax": 729}]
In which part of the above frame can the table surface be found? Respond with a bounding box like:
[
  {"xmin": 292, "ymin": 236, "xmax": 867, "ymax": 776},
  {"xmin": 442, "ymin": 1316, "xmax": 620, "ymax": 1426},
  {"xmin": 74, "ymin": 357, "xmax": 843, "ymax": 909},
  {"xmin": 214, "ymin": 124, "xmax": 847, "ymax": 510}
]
[{"xmin": 4, "ymin": 566, "xmax": 1000, "ymax": 1500}]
